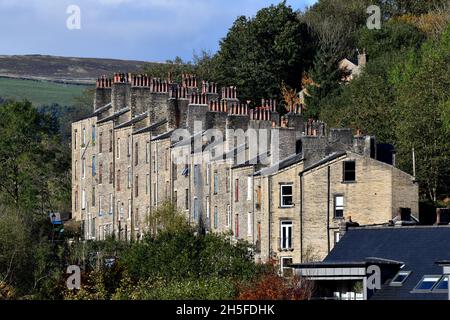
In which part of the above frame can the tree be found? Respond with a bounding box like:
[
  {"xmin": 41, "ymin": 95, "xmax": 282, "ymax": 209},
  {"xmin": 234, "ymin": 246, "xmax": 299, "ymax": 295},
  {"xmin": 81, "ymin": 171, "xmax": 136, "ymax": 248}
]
[
  {"xmin": 301, "ymin": 0, "xmax": 373, "ymax": 118},
  {"xmin": 145, "ymin": 201, "xmax": 191, "ymax": 237},
  {"xmin": 143, "ymin": 57, "xmax": 195, "ymax": 83},
  {"xmin": 212, "ymin": 1, "xmax": 313, "ymax": 105},
  {"xmin": 0, "ymin": 100, "xmax": 67, "ymax": 214},
  {"xmin": 0, "ymin": 210, "xmax": 32, "ymax": 293},
  {"xmin": 392, "ymin": 24, "xmax": 450, "ymax": 202},
  {"xmin": 237, "ymin": 273, "xmax": 314, "ymax": 300}
]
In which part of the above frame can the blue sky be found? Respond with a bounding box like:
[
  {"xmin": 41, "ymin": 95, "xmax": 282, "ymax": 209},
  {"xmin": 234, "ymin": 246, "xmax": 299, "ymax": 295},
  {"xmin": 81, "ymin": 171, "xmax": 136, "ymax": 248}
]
[{"xmin": 0, "ymin": 0, "xmax": 317, "ymax": 62}]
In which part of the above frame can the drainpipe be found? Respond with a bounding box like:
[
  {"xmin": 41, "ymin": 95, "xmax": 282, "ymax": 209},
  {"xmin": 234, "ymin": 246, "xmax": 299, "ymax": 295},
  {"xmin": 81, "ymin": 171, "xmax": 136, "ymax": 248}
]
[
  {"xmin": 327, "ymin": 165, "xmax": 331, "ymax": 253},
  {"xmin": 268, "ymin": 175, "xmax": 272, "ymax": 261},
  {"xmin": 299, "ymin": 172, "xmax": 304, "ymax": 263}
]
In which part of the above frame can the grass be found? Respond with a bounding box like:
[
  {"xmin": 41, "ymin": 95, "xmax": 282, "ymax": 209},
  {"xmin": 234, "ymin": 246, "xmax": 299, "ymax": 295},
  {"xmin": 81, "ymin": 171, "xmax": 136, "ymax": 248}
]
[{"xmin": 0, "ymin": 77, "xmax": 92, "ymax": 107}]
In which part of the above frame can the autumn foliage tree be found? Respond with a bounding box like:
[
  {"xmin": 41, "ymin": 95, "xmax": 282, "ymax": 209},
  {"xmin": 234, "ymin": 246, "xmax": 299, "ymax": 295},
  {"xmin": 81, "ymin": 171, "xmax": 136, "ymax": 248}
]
[{"xmin": 237, "ymin": 273, "xmax": 314, "ymax": 300}]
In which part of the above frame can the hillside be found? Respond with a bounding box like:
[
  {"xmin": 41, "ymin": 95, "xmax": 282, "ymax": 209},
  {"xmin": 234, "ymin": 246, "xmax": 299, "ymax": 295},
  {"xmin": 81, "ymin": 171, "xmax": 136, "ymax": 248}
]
[
  {"xmin": 0, "ymin": 77, "xmax": 90, "ymax": 107},
  {"xmin": 0, "ymin": 54, "xmax": 160, "ymax": 84}
]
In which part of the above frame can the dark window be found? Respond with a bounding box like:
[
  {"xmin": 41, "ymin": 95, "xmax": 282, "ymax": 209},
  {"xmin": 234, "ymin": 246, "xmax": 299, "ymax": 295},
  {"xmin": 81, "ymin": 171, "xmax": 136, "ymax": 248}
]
[
  {"xmin": 109, "ymin": 162, "xmax": 113, "ymax": 184},
  {"xmin": 295, "ymin": 140, "xmax": 303, "ymax": 154},
  {"xmin": 116, "ymin": 170, "xmax": 121, "ymax": 191},
  {"xmin": 99, "ymin": 132, "xmax": 103, "ymax": 153},
  {"xmin": 99, "ymin": 163, "xmax": 103, "ymax": 184},
  {"xmin": 281, "ymin": 257, "xmax": 294, "ymax": 277},
  {"xmin": 135, "ymin": 142, "xmax": 139, "ymax": 166},
  {"xmin": 213, "ymin": 171, "xmax": 218, "ymax": 194},
  {"xmin": 109, "ymin": 130, "xmax": 113, "ymax": 152},
  {"xmin": 343, "ymin": 161, "xmax": 356, "ymax": 182},
  {"xmin": 135, "ymin": 175, "xmax": 139, "ymax": 197}
]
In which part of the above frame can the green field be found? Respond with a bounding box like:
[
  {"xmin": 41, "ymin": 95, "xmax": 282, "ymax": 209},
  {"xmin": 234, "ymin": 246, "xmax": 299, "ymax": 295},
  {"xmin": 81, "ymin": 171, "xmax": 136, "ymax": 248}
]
[{"xmin": 0, "ymin": 77, "xmax": 92, "ymax": 107}]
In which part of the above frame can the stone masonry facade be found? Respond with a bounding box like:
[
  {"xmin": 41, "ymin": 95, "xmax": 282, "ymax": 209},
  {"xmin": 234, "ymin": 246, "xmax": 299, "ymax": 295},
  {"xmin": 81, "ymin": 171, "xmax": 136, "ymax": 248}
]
[{"xmin": 72, "ymin": 73, "xmax": 419, "ymax": 270}]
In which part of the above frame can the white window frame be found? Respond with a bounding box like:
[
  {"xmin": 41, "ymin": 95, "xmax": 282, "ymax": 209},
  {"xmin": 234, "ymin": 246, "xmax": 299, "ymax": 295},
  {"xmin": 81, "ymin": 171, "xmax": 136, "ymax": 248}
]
[
  {"xmin": 280, "ymin": 220, "xmax": 293, "ymax": 250},
  {"xmin": 127, "ymin": 167, "xmax": 132, "ymax": 189},
  {"xmin": 81, "ymin": 189, "xmax": 86, "ymax": 210},
  {"xmin": 335, "ymin": 195, "xmax": 344, "ymax": 218},
  {"xmin": 98, "ymin": 195, "xmax": 103, "ymax": 216},
  {"xmin": 128, "ymin": 199, "xmax": 132, "ymax": 220},
  {"xmin": 226, "ymin": 204, "xmax": 231, "ymax": 227},
  {"xmin": 280, "ymin": 257, "xmax": 294, "ymax": 277},
  {"xmin": 247, "ymin": 212, "xmax": 252, "ymax": 237},
  {"xmin": 247, "ymin": 177, "xmax": 253, "ymax": 201},
  {"xmin": 109, "ymin": 193, "xmax": 113, "ymax": 214},
  {"xmin": 280, "ymin": 184, "xmax": 293, "ymax": 208}
]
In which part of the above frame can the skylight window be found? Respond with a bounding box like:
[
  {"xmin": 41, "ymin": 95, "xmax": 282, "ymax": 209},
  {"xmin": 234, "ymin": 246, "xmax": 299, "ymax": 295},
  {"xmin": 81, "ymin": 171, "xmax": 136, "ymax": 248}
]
[
  {"xmin": 414, "ymin": 275, "xmax": 441, "ymax": 291},
  {"xmin": 390, "ymin": 271, "xmax": 411, "ymax": 286},
  {"xmin": 433, "ymin": 276, "xmax": 448, "ymax": 291}
]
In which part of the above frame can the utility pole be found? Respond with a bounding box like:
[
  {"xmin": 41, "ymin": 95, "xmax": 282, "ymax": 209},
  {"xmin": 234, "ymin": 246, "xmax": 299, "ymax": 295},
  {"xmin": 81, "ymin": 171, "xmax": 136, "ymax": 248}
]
[{"xmin": 412, "ymin": 148, "xmax": 416, "ymax": 178}]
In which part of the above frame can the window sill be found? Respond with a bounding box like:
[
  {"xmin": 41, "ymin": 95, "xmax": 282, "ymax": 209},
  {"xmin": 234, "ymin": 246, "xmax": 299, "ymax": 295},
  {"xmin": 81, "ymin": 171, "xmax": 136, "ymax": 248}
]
[
  {"xmin": 279, "ymin": 205, "xmax": 295, "ymax": 209},
  {"xmin": 341, "ymin": 181, "xmax": 357, "ymax": 184}
]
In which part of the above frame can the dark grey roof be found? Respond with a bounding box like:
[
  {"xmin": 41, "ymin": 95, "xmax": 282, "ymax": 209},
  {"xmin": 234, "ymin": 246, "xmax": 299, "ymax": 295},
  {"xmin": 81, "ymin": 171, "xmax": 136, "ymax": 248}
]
[
  {"xmin": 171, "ymin": 131, "xmax": 204, "ymax": 148},
  {"xmin": 133, "ymin": 119, "xmax": 167, "ymax": 135},
  {"xmin": 97, "ymin": 107, "xmax": 130, "ymax": 124},
  {"xmin": 296, "ymin": 258, "xmax": 404, "ymax": 269},
  {"xmin": 254, "ymin": 152, "xmax": 304, "ymax": 176},
  {"xmin": 322, "ymin": 226, "xmax": 450, "ymax": 300},
  {"xmin": 151, "ymin": 130, "xmax": 175, "ymax": 141},
  {"xmin": 115, "ymin": 112, "xmax": 148, "ymax": 129},
  {"xmin": 232, "ymin": 153, "xmax": 271, "ymax": 170},
  {"xmin": 300, "ymin": 151, "xmax": 346, "ymax": 174},
  {"xmin": 91, "ymin": 102, "xmax": 112, "ymax": 117}
]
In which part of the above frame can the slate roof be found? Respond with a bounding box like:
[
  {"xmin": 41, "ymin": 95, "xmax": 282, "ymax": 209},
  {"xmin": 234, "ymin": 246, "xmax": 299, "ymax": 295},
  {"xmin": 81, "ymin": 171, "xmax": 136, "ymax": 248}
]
[
  {"xmin": 151, "ymin": 130, "xmax": 175, "ymax": 141},
  {"xmin": 133, "ymin": 119, "xmax": 167, "ymax": 135},
  {"xmin": 323, "ymin": 226, "xmax": 450, "ymax": 300},
  {"xmin": 254, "ymin": 152, "xmax": 304, "ymax": 176},
  {"xmin": 97, "ymin": 107, "xmax": 130, "ymax": 124},
  {"xmin": 301, "ymin": 151, "xmax": 347, "ymax": 173},
  {"xmin": 91, "ymin": 102, "xmax": 112, "ymax": 117},
  {"xmin": 115, "ymin": 112, "xmax": 148, "ymax": 129}
]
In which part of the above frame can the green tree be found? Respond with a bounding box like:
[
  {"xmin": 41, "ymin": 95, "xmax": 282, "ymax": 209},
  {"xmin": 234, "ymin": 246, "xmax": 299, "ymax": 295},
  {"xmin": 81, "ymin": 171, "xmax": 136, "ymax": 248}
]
[
  {"xmin": 212, "ymin": 1, "xmax": 313, "ymax": 105},
  {"xmin": 392, "ymin": 24, "xmax": 450, "ymax": 202},
  {"xmin": 143, "ymin": 57, "xmax": 195, "ymax": 83}
]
